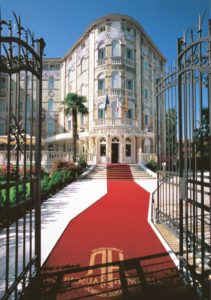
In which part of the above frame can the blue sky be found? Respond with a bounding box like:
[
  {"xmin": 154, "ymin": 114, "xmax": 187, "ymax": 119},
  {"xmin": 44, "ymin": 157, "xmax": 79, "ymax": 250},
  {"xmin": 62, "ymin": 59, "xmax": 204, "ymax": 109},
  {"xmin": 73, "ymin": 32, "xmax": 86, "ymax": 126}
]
[{"xmin": 1, "ymin": 0, "xmax": 210, "ymax": 65}]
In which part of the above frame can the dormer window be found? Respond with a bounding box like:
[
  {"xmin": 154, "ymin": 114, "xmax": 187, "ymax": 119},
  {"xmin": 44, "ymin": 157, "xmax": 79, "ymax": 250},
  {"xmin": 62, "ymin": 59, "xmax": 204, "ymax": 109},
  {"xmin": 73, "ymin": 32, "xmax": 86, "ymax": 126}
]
[{"xmin": 99, "ymin": 26, "xmax": 106, "ymax": 33}]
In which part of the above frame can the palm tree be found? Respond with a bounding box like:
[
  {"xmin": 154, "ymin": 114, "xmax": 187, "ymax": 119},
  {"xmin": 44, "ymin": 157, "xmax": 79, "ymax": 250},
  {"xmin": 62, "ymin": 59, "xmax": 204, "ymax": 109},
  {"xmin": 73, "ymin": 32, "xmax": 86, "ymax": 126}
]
[{"xmin": 63, "ymin": 93, "xmax": 88, "ymax": 162}]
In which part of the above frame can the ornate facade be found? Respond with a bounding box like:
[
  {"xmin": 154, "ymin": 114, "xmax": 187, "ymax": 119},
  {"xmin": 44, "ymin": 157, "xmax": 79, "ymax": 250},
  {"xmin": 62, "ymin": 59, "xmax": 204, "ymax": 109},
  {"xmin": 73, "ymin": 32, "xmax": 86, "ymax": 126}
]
[{"xmin": 0, "ymin": 14, "xmax": 165, "ymax": 166}]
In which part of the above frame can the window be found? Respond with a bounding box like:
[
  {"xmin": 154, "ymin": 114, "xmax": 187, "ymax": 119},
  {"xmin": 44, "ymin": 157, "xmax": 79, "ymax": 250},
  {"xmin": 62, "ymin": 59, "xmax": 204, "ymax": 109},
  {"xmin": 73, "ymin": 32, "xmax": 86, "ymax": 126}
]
[
  {"xmin": 126, "ymin": 79, "xmax": 133, "ymax": 90},
  {"xmin": 121, "ymin": 23, "xmax": 131, "ymax": 32},
  {"xmin": 0, "ymin": 77, "xmax": 6, "ymax": 89},
  {"xmin": 144, "ymin": 89, "xmax": 148, "ymax": 99},
  {"xmin": 26, "ymin": 121, "xmax": 31, "ymax": 134},
  {"xmin": 111, "ymin": 101, "xmax": 118, "ymax": 118},
  {"xmin": 67, "ymin": 120, "xmax": 72, "ymax": 130},
  {"xmin": 112, "ymin": 72, "xmax": 120, "ymax": 89},
  {"xmin": 48, "ymin": 77, "xmax": 54, "ymax": 89},
  {"xmin": 112, "ymin": 40, "xmax": 120, "ymax": 57},
  {"xmin": 47, "ymin": 119, "xmax": 54, "ymax": 136},
  {"xmin": 126, "ymin": 48, "xmax": 133, "ymax": 60},
  {"xmin": 126, "ymin": 144, "xmax": 131, "ymax": 157},
  {"xmin": 144, "ymin": 114, "xmax": 149, "ymax": 126},
  {"xmin": 0, "ymin": 99, "xmax": 5, "ymax": 111},
  {"xmin": 98, "ymin": 45, "xmax": 106, "ymax": 60},
  {"xmin": 126, "ymin": 109, "xmax": 133, "ymax": 119},
  {"xmin": 99, "ymin": 26, "xmax": 106, "ymax": 33},
  {"xmin": 144, "ymin": 138, "xmax": 151, "ymax": 153},
  {"xmin": 98, "ymin": 103, "xmax": 105, "ymax": 119},
  {"xmin": 0, "ymin": 120, "xmax": 6, "ymax": 135},
  {"xmin": 48, "ymin": 144, "xmax": 54, "ymax": 151},
  {"xmin": 48, "ymin": 98, "xmax": 54, "ymax": 111},
  {"xmin": 100, "ymin": 144, "xmax": 106, "ymax": 156},
  {"xmin": 98, "ymin": 74, "xmax": 105, "ymax": 90}
]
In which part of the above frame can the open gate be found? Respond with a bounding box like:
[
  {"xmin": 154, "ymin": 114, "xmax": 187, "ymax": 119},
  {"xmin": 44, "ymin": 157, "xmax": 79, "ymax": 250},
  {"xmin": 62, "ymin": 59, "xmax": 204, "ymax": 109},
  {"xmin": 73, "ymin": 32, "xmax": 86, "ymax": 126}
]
[
  {"xmin": 154, "ymin": 18, "xmax": 211, "ymax": 299},
  {"xmin": 0, "ymin": 13, "xmax": 45, "ymax": 299}
]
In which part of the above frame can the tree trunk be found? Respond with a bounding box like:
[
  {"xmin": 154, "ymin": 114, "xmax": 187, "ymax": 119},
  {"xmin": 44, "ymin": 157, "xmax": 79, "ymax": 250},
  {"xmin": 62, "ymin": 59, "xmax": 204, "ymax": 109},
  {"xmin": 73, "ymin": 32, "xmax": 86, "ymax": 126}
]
[{"xmin": 72, "ymin": 109, "xmax": 77, "ymax": 162}]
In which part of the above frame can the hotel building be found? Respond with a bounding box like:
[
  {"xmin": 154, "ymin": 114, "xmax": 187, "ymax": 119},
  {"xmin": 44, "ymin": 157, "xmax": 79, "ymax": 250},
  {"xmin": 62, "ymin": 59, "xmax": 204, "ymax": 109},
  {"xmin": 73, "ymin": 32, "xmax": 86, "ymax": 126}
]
[{"xmin": 0, "ymin": 14, "xmax": 165, "ymax": 166}]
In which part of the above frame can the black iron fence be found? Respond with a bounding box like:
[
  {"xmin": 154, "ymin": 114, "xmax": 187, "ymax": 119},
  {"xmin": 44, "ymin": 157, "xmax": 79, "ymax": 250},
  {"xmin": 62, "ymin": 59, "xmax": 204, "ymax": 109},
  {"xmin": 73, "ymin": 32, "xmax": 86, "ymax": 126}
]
[
  {"xmin": 154, "ymin": 17, "xmax": 211, "ymax": 300},
  {"xmin": 0, "ymin": 13, "xmax": 45, "ymax": 299}
]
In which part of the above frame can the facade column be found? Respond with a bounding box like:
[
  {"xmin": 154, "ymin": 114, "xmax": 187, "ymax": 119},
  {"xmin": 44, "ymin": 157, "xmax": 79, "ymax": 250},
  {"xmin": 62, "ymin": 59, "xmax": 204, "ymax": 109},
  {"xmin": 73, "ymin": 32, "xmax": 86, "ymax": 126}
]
[{"xmin": 120, "ymin": 135, "xmax": 124, "ymax": 163}]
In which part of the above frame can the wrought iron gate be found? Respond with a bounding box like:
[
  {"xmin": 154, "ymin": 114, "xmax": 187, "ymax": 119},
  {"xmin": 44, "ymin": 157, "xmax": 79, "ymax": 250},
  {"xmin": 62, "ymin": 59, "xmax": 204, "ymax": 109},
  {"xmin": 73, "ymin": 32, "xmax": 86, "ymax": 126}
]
[
  {"xmin": 154, "ymin": 18, "xmax": 211, "ymax": 299},
  {"xmin": 0, "ymin": 13, "xmax": 45, "ymax": 299}
]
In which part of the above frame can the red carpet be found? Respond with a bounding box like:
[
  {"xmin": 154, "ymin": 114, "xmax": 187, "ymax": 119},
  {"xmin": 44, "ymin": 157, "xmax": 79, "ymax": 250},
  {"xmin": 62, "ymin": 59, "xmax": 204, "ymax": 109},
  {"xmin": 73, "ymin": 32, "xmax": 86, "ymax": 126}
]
[{"xmin": 41, "ymin": 165, "xmax": 190, "ymax": 299}]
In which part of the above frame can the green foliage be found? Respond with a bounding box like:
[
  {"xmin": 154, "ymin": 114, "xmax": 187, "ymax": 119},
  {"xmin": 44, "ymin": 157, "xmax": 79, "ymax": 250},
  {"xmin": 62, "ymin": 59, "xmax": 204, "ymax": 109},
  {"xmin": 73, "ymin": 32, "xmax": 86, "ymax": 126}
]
[
  {"xmin": 146, "ymin": 159, "xmax": 157, "ymax": 172},
  {"xmin": 63, "ymin": 93, "xmax": 89, "ymax": 162},
  {"xmin": 78, "ymin": 153, "xmax": 87, "ymax": 169}
]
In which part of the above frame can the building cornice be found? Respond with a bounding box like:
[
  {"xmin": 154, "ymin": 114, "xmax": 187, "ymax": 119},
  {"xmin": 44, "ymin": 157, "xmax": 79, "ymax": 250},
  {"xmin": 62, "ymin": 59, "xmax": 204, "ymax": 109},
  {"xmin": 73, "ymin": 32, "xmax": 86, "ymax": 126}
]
[{"xmin": 63, "ymin": 14, "xmax": 166, "ymax": 62}]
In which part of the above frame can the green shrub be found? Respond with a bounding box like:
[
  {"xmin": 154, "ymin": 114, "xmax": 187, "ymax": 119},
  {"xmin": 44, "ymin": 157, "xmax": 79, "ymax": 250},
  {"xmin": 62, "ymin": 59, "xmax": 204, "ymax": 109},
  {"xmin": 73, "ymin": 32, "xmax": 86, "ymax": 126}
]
[
  {"xmin": 50, "ymin": 171, "xmax": 63, "ymax": 191},
  {"xmin": 60, "ymin": 169, "xmax": 73, "ymax": 185},
  {"xmin": 78, "ymin": 154, "xmax": 87, "ymax": 169},
  {"xmin": 41, "ymin": 174, "xmax": 51, "ymax": 198},
  {"xmin": 146, "ymin": 159, "xmax": 157, "ymax": 172},
  {"xmin": 0, "ymin": 189, "xmax": 6, "ymax": 207}
]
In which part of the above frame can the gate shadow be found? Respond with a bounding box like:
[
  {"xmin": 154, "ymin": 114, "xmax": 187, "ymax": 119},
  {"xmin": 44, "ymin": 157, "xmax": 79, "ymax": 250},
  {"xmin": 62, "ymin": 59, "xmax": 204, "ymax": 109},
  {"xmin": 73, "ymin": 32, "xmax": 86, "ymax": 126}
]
[{"xmin": 22, "ymin": 252, "xmax": 195, "ymax": 300}]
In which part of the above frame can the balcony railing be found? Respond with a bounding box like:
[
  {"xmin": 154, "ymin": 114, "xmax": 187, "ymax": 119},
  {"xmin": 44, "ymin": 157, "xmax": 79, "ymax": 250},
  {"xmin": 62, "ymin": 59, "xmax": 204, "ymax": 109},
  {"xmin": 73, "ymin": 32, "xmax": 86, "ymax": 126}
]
[
  {"xmin": 97, "ymin": 89, "xmax": 106, "ymax": 97},
  {"xmin": 93, "ymin": 118, "xmax": 137, "ymax": 127},
  {"xmin": 110, "ymin": 88, "xmax": 136, "ymax": 99},
  {"xmin": 0, "ymin": 151, "xmax": 70, "ymax": 166}
]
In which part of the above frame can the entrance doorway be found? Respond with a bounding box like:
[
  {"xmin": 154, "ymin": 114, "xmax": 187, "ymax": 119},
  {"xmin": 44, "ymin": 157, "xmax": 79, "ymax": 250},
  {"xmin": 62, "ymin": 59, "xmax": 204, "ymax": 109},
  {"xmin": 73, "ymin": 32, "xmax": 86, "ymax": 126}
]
[{"xmin": 111, "ymin": 143, "xmax": 119, "ymax": 163}]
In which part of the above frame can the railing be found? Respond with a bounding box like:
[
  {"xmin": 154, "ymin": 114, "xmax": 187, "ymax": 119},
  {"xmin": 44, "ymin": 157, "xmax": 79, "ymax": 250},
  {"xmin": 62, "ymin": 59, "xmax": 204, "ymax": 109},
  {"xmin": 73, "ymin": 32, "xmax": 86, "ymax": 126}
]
[
  {"xmin": 97, "ymin": 89, "xmax": 106, "ymax": 97},
  {"xmin": 100, "ymin": 88, "xmax": 136, "ymax": 99},
  {"xmin": 97, "ymin": 58, "xmax": 107, "ymax": 66},
  {"xmin": 0, "ymin": 151, "xmax": 70, "ymax": 166},
  {"xmin": 93, "ymin": 118, "xmax": 137, "ymax": 127},
  {"xmin": 110, "ymin": 56, "xmax": 135, "ymax": 68}
]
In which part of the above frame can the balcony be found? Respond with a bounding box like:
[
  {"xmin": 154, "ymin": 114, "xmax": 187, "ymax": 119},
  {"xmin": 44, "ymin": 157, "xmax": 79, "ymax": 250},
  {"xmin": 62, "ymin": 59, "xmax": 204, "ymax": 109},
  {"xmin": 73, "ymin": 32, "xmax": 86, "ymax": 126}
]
[
  {"xmin": 110, "ymin": 57, "xmax": 135, "ymax": 68},
  {"xmin": 0, "ymin": 150, "xmax": 70, "ymax": 167},
  {"xmin": 97, "ymin": 89, "xmax": 106, "ymax": 97},
  {"xmin": 110, "ymin": 88, "xmax": 136, "ymax": 99},
  {"xmin": 93, "ymin": 118, "xmax": 137, "ymax": 127}
]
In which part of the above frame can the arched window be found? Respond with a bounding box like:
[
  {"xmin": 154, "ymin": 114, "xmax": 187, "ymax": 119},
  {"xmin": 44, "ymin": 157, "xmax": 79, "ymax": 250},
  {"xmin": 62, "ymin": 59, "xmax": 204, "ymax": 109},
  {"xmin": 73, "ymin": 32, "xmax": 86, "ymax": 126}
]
[
  {"xmin": 48, "ymin": 77, "xmax": 54, "ymax": 89},
  {"xmin": 144, "ymin": 138, "xmax": 151, "ymax": 153},
  {"xmin": 48, "ymin": 98, "xmax": 54, "ymax": 111},
  {"xmin": 26, "ymin": 75, "xmax": 31, "ymax": 89},
  {"xmin": 112, "ymin": 137, "xmax": 119, "ymax": 143},
  {"xmin": 98, "ymin": 103, "xmax": 105, "ymax": 119},
  {"xmin": 81, "ymin": 58, "xmax": 86, "ymax": 73},
  {"xmin": 126, "ymin": 73, "xmax": 134, "ymax": 90},
  {"xmin": 98, "ymin": 73, "xmax": 105, "ymax": 90},
  {"xmin": 98, "ymin": 44, "xmax": 106, "ymax": 60},
  {"xmin": 125, "ymin": 102, "xmax": 134, "ymax": 119},
  {"xmin": 112, "ymin": 40, "xmax": 120, "ymax": 57},
  {"xmin": 0, "ymin": 120, "xmax": 6, "ymax": 135},
  {"xmin": 47, "ymin": 119, "xmax": 54, "ymax": 136},
  {"xmin": 112, "ymin": 72, "xmax": 120, "ymax": 89},
  {"xmin": 100, "ymin": 137, "xmax": 106, "ymax": 156},
  {"xmin": 125, "ymin": 137, "xmax": 132, "ymax": 157},
  {"xmin": 144, "ymin": 109, "xmax": 150, "ymax": 127},
  {"xmin": 111, "ymin": 101, "xmax": 118, "ymax": 118}
]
